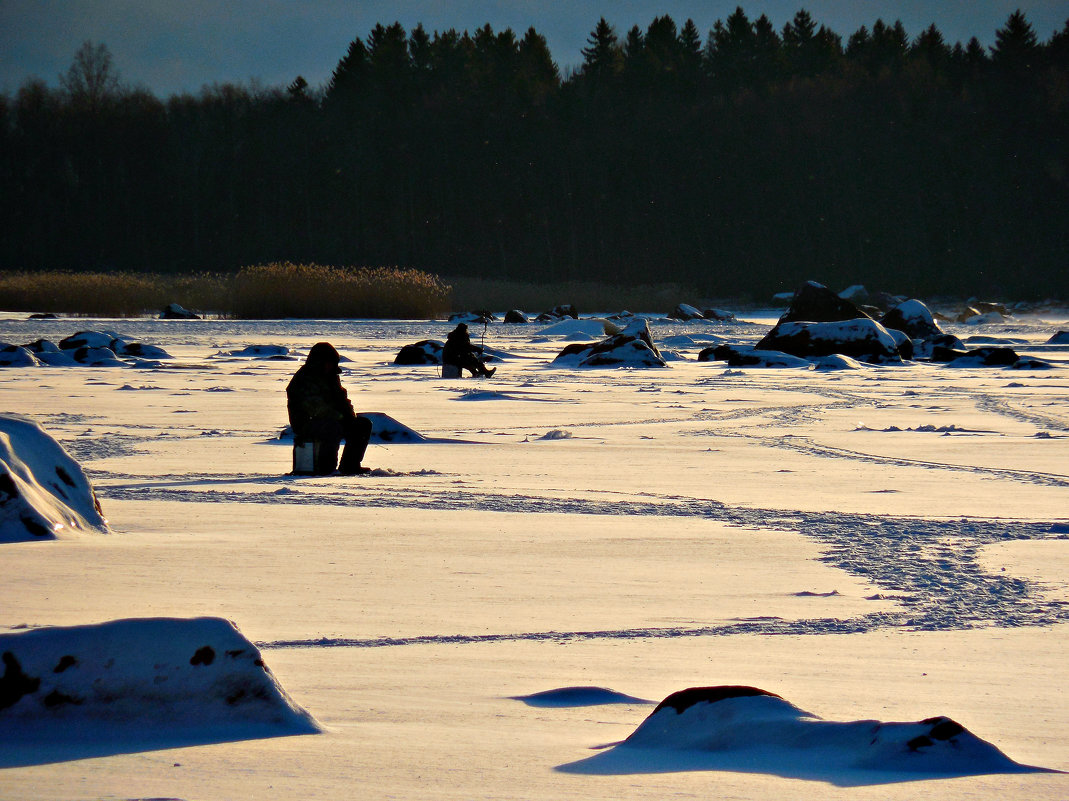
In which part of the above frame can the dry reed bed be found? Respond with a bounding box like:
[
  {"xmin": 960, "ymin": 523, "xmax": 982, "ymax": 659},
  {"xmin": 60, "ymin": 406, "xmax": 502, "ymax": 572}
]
[{"xmin": 0, "ymin": 264, "xmax": 451, "ymax": 319}]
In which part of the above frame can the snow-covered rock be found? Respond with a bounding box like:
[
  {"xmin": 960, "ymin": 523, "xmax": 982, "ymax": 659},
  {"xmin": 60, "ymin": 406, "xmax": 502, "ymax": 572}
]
[
  {"xmin": 668, "ymin": 303, "xmax": 704, "ymax": 321},
  {"xmin": 811, "ymin": 354, "xmax": 865, "ymax": 370},
  {"xmin": 503, "ymin": 309, "xmax": 529, "ymax": 324},
  {"xmin": 1045, "ymin": 331, "xmax": 1069, "ymax": 344},
  {"xmin": 552, "ymin": 320, "xmax": 666, "ymax": 368},
  {"xmin": 449, "ymin": 311, "xmax": 494, "ymax": 324},
  {"xmin": 880, "ymin": 299, "xmax": 942, "ymax": 338},
  {"xmin": 0, "ymin": 414, "xmax": 108, "ymax": 542},
  {"xmin": 216, "ymin": 345, "xmax": 292, "ymax": 359},
  {"xmin": 160, "ymin": 303, "xmax": 201, "ymax": 319},
  {"xmin": 700, "ymin": 308, "xmax": 736, "ymax": 321},
  {"xmin": 565, "ymin": 685, "xmax": 1037, "ymax": 777},
  {"xmin": 697, "ymin": 344, "xmax": 811, "ymax": 368},
  {"xmin": 0, "ymin": 617, "xmax": 320, "ymax": 735},
  {"xmin": 70, "ymin": 346, "xmax": 127, "ymax": 366},
  {"xmin": 394, "ymin": 339, "xmax": 444, "ymax": 365},
  {"xmin": 0, "ymin": 344, "xmax": 41, "ymax": 367},
  {"xmin": 59, "ymin": 331, "xmax": 120, "ymax": 350},
  {"xmin": 111, "ymin": 339, "xmax": 172, "ymax": 359},
  {"xmin": 756, "ymin": 319, "xmax": 905, "ymax": 364}
]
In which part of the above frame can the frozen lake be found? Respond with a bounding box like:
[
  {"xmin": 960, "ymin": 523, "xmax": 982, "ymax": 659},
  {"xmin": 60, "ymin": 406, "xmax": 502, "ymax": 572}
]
[{"xmin": 1, "ymin": 308, "xmax": 1067, "ymax": 799}]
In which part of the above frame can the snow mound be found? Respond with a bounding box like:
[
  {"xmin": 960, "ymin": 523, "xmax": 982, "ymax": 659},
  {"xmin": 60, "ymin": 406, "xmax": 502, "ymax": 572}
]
[
  {"xmin": 0, "ymin": 344, "xmax": 41, "ymax": 367},
  {"xmin": 0, "ymin": 414, "xmax": 108, "ymax": 542},
  {"xmin": 560, "ymin": 686, "xmax": 1048, "ymax": 781},
  {"xmin": 0, "ymin": 617, "xmax": 320, "ymax": 763},
  {"xmin": 511, "ymin": 686, "xmax": 654, "ymax": 707}
]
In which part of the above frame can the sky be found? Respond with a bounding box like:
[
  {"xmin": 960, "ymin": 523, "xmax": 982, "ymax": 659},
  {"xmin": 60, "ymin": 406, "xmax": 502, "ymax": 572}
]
[{"xmin": 1, "ymin": 1, "xmax": 1067, "ymax": 97}]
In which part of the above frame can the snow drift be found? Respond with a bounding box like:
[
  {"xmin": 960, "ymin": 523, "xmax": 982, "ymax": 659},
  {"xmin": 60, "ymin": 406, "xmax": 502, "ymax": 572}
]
[{"xmin": 0, "ymin": 414, "xmax": 108, "ymax": 542}]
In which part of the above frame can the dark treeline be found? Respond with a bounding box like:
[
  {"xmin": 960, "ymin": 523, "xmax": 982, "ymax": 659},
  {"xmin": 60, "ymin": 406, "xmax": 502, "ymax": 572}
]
[{"xmin": 3, "ymin": 10, "xmax": 1068, "ymax": 299}]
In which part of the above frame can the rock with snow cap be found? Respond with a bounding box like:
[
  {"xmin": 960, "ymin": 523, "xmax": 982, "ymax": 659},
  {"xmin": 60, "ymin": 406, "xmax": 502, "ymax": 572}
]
[
  {"xmin": 553, "ymin": 319, "xmax": 665, "ymax": 368},
  {"xmin": 503, "ymin": 309, "xmax": 529, "ymax": 324},
  {"xmin": 0, "ymin": 617, "xmax": 319, "ymax": 734},
  {"xmin": 0, "ymin": 344, "xmax": 41, "ymax": 368},
  {"xmin": 668, "ymin": 303, "xmax": 704, "ymax": 321},
  {"xmin": 756, "ymin": 318, "xmax": 905, "ymax": 364},
  {"xmin": 160, "ymin": 303, "xmax": 201, "ymax": 319},
  {"xmin": 394, "ymin": 340, "xmax": 444, "ymax": 365},
  {"xmin": 562, "ymin": 685, "xmax": 1045, "ymax": 779},
  {"xmin": 0, "ymin": 414, "xmax": 108, "ymax": 542},
  {"xmin": 880, "ymin": 299, "xmax": 943, "ymax": 339},
  {"xmin": 58, "ymin": 331, "xmax": 121, "ymax": 351}
]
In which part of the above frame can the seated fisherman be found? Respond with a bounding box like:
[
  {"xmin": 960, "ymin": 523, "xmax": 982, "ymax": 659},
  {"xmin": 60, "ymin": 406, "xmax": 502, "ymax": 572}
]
[
  {"xmin": 442, "ymin": 323, "xmax": 496, "ymax": 378},
  {"xmin": 286, "ymin": 342, "xmax": 372, "ymax": 474}
]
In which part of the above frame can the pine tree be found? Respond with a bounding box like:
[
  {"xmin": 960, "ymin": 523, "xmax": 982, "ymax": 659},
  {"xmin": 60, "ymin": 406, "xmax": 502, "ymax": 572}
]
[{"xmin": 991, "ymin": 10, "xmax": 1039, "ymax": 72}]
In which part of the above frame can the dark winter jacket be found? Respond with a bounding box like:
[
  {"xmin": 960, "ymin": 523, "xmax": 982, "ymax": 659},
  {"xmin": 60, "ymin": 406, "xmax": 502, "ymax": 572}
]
[
  {"xmin": 443, "ymin": 324, "xmax": 478, "ymax": 366},
  {"xmin": 286, "ymin": 342, "xmax": 355, "ymax": 439}
]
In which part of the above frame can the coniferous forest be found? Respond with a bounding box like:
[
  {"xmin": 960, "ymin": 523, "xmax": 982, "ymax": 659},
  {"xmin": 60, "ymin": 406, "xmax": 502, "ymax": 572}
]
[{"xmin": 3, "ymin": 9, "xmax": 1068, "ymax": 299}]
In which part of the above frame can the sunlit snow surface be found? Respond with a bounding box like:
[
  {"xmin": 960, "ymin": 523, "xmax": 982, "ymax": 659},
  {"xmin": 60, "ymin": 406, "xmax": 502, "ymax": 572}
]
[{"xmin": 0, "ymin": 309, "xmax": 1067, "ymax": 798}]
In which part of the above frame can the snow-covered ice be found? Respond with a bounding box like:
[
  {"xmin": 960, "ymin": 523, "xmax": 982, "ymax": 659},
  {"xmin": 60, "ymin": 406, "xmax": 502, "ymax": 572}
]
[{"xmin": 0, "ymin": 307, "xmax": 1066, "ymax": 799}]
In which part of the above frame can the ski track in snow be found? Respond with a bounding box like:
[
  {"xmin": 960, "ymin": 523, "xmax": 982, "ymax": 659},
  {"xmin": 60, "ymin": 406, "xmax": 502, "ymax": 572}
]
[
  {"xmin": 94, "ymin": 478, "xmax": 1069, "ymax": 647},
  {"xmin": 974, "ymin": 392, "xmax": 1069, "ymax": 432}
]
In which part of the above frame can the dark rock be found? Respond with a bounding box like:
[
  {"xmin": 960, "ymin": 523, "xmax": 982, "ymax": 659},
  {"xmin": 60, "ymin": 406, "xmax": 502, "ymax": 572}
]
[
  {"xmin": 957, "ymin": 306, "xmax": 981, "ymax": 323},
  {"xmin": 190, "ymin": 645, "xmax": 216, "ymax": 666},
  {"xmin": 503, "ymin": 309, "xmax": 529, "ymax": 324},
  {"xmin": 28, "ymin": 313, "xmax": 58, "ymax": 319},
  {"xmin": 700, "ymin": 308, "xmax": 736, "ymax": 321},
  {"xmin": 394, "ymin": 340, "xmax": 443, "ymax": 365},
  {"xmin": 0, "ymin": 651, "xmax": 40, "ymax": 710},
  {"xmin": 778, "ymin": 281, "xmax": 873, "ymax": 324},
  {"xmin": 696, "ymin": 344, "xmax": 739, "ymax": 362},
  {"xmin": 944, "ymin": 346, "xmax": 1020, "ymax": 367},
  {"xmin": 1046, "ymin": 331, "xmax": 1069, "ymax": 344},
  {"xmin": 928, "ymin": 345, "xmax": 971, "ymax": 363}
]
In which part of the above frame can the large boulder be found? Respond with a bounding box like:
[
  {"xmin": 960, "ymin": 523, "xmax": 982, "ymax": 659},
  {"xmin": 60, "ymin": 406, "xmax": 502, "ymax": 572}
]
[
  {"xmin": 394, "ymin": 340, "xmax": 444, "ymax": 365},
  {"xmin": 1045, "ymin": 331, "xmax": 1069, "ymax": 344},
  {"xmin": 778, "ymin": 281, "xmax": 873, "ymax": 324},
  {"xmin": 58, "ymin": 331, "xmax": 120, "ymax": 350},
  {"xmin": 756, "ymin": 318, "xmax": 906, "ymax": 363},
  {"xmin": 553, "ymin": 319, "xmax": 665, "ymax": 368},
  {"xmin": 449, "ymin": 310, "xmax": 495, "ymax": 324},
  {"xmin": 503, "ymin": 309, "xmax": 529, "ymax": 324},
  {"xmin": 880, "ymin": 299, "xmax": 942, "ymax": 338},
  {"xmin": 0, "ymin": 414, "xmax": 108, "ymax": 542}
]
